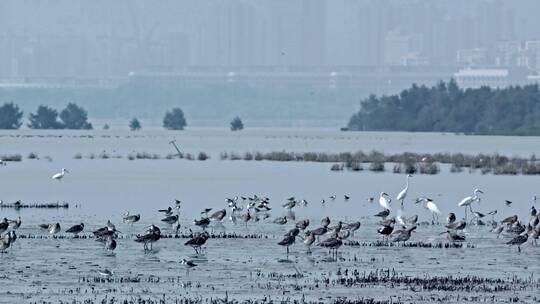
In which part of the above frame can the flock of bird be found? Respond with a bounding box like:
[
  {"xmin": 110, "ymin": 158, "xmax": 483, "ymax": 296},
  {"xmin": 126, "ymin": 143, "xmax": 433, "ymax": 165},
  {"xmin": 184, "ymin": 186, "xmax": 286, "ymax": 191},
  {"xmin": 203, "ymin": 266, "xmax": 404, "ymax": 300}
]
[{"xmin": 0, "ymin": 169, "xmax": 539, "ymax": 275}]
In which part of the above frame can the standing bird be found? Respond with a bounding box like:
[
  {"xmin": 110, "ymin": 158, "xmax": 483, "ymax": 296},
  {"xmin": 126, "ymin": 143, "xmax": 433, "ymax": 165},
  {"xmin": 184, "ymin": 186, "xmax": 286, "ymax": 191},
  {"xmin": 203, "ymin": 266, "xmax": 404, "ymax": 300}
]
[
  {"xmin": 295, "ymin": 219, "xmax": 310, "ymax": 230},
  {"xmin": 0, "ymin": 218, "xmax": 9, "ymax": 234},
  {"xmin": 209, "ymin": 209, "xmax": 227, "ymax": 222},
  {"xmin": 52, "ymin": 168, "xmax": 69, "ymax": 181},
  {"xmin": 379, "ymin": 192, "xmax": 391, "ymax": 210},
  {"xmin": 374, "ymin": 209, "xmax": 390, "ymax": 218},
  {"xmin": 447, "ymin": 213, "xmax": 456, "ymax": 224},
  {"xmin": 344, "ymin": 195, "xmax": 350, "ymax": 201},
  {"xmin": 507, "ymin": 233, "xmax": 528, "ymax": 252},
  {"xmin": 273, "ymin": 217, "xmax": 288, "ymax": 225},
  {"xmin": 180, "ymin": 259, "xmax": 197, "ymax": 269},
  {"xmin": 49, "ymin": 223, "xmax": 61, "ymax": 235},
  {"xmin": 184, "ymin": 231, "xmax": 210, "ymax": 255},
  {"xmin": 391, "ymin": 226, "xmax": 417, "ymax": 244},
  {"xmin": 9, "ymin": 217, "xmax": 21, "ymax": 230},
  {"xmin": 105, "ymin": 237, "xmax": 117, "ymax": 252},
  {"xmin": 442, "ymin": 230, "xmax": 466, "ymax": 243},
  {"xmin": 416, "ymin": 198, "xmax": 441, "ymax": 223},
  {"xmin": 0, "ymin": 233, "xmax": 12, "ymax": 252},
  {"xmin": 66, "ymin": 223, "xmax": 85, "ymax": 236},
  {"xmin": 123, "ymin": 212, "xmax": 141, "ymax": 224},
  {"xmin": 278, "ymin": 235, "xmax": 296, "ymax": 258},
  {"xmin": 318, "ymin": 236, "xmax": 343, "ymax": 260},
  {"xmin": 303, "ymin": 231, "xmax": 315, "ymax": 253},
  {"xmin": 458, "ymin": 189, "xmax": 483, "ymax": 220},
  {"xmin": 396, "ymin": 174, "xmax": 413, "ymax": 208}
]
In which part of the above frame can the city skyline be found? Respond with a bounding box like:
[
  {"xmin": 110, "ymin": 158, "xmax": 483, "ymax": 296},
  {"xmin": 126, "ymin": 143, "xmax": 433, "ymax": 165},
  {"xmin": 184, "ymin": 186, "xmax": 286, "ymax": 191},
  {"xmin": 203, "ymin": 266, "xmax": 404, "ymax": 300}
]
[{"xmin": 0, "ymin": 0, "xmax": 539, "ymax": 79}]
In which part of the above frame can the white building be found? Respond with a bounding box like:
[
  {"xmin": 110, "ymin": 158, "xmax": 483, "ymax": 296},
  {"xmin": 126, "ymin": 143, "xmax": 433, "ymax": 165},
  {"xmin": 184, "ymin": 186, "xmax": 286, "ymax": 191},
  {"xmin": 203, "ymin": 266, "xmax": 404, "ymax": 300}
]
[{"xmin": 454, "ymin": 68, "xmax": 509, "ymax": 89}]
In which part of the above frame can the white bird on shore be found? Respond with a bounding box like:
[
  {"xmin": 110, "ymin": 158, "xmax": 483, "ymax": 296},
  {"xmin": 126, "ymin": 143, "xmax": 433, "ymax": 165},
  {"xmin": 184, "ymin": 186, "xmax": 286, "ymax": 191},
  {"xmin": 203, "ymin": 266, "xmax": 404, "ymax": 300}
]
[
  {"xmin": 458, "ymin": 188, "xmax": 483, "ymax": 220},
  {"xmin": 379, "ymin": 192, "xmax": 391, "ymax": 210},
  {"xmin": 52, "ymin": 168, "xmax": 69, "ymax": 181},
  {"xmin": 396, "ymin": 174, "xmax": 413, "ymax": 208},
  {"xmin": 416, "ymin": 197, "xmax": 441, "ymax": 222}
]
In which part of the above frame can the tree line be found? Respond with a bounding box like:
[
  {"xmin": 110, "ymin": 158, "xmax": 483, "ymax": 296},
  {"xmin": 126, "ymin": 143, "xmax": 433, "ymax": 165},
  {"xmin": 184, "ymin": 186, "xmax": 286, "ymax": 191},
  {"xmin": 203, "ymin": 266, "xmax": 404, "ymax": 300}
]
[
  {"xmin": 0, "ymin": 102, "xmax": 244, "ymax": 131},
  {"xmin": 347, "ymin": 80, "xmax": 540, "ymax": 135}
]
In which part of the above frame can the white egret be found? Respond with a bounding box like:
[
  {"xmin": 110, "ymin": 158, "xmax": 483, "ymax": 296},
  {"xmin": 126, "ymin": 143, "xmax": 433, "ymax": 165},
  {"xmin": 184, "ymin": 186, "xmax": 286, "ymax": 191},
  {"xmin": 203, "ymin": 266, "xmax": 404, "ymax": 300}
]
[
  {"xmin": 378, "ymin": 192, "xmax": 391, "ymax": 210},
  {"xmin": 396, "ymin": 174, "xmax": 413, "ymax": 208},
  {"xmin": 458, "ymin": 188, "xmax": 483, "ymax": 220},
  {"xmin": 52, "ymin": 168, "xmax": 69, "ymax": 181},
  {"xmin": 416, "ymin": 197, "xmax": 441, "ymax": 223}
]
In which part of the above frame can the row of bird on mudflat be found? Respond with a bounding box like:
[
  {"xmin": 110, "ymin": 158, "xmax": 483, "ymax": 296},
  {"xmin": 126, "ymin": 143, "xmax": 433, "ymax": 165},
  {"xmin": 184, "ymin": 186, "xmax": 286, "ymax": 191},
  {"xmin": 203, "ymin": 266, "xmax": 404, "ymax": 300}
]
[{"xmin": 1, "ymin": 175, "xmax": 538, "ymax": 268}]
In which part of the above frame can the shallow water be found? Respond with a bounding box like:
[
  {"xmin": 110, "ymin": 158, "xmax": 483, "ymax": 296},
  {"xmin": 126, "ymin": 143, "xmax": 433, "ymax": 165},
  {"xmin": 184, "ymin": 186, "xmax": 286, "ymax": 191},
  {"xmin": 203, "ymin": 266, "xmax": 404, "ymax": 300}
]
[{"xmin": 1, "ymin": 128, "xmax": 540, "ymax": 303}]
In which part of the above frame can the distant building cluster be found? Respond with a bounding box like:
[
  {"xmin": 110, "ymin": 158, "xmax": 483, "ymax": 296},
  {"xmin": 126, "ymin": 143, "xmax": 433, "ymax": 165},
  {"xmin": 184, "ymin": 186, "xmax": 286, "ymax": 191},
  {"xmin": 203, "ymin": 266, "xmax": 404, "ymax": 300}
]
[{"xmin": 0, "ymin": 0, "xmax": 539, "ymax": 91}]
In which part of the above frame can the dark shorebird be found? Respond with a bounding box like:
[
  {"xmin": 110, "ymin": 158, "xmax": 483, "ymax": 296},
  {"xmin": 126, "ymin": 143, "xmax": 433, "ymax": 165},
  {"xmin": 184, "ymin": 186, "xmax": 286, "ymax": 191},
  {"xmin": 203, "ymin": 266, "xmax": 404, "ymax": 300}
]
[
  {"xmin": 507, "ymin": 233, "xmax": 528, "ymax": 252},
  {"xmin": 162, "ymin": 214, "xmax": 179, "ymax": 225},
  {"xmin": 194, "ymin": 217, "xmax": 210, "ymax": 230},
  {"xmin": 135, "ymin": 225, "xmax": 161, "ymax": 251},
  {"xmin": 318, "ymin": 236, "xmax": 343, "ymax": 260},
  {"xmin": 0, "ymin": 218, "xmax": 8, "ymax": 234},
  {"xmin": 93, "ymin": 226, "xmax": 119, "ymax": 242},
  {"xmin": 277, "ymin": 235, "xmax": 295, "ymax": 258},
  {"xmin": 377, "ymin": 225, "xmax": 394, "ymax": 240},
  {"xmin": 201, "ymin": 208, "xmax": 212, "ymax": 216},
  {"xmin": 344, "ymin": 195, "xmax": 350, "ymax": 201},
  {"xmin": 295, "ymin": 219, "xmax": 310, "ymax": 230},
  {"xmin": 49, "ymin": 223, "xmax": 61, "ymax": 235},
  {"xmin": 344, "ymin": 221, "xmax": 361, "ymax": 236},
  {"xmin": 303, "ymin": 231, "xmax": 315, "ymax": 253},
  {"xmin": 123, "ymin": 212, "xmax": 141, "ymax": 224},
  {"xmin": 285, "ymin": 228, "xmax": 300, "ymax": 238},
  {"xmin": 209, "ymin": 209, "xmax": 227, "ymax": 222},
  {"xmin": 9, "ymin": 217, "xmax": 21, "ymax": 230},
  {"xmin": 66, "ymin": 223, "xmax": 84, "ymax": 235},
  {"xmin": 184, "ymin": 231, "xmax": 209, "ymax": 255},
  {"xmin": 321, "ymin": 217, "xmax": 331, "ymax": 227},
  {"xmin": 158, "ymin": 207, "xmax": 173, "ymax": 216},
  {"xmin": 442, "ymin": 230, "xmax": 466, "ymax": 243},
  {"xmin": 445, "ymin": 220, "xmax": 466, "ymax": 231},
  {"xmin": 391, "ymin": 226, "xmax": 417, "ymax": 244},
  {"xmin": 531, "ymin": 206, "xmax": 537, "ymax": 217},
  {"xmin": 0, "ymin": 233, "xmax": 11, "ymax": 253},
  {"xmin": 180, "ymin": 258, "xmax": 197, "ymax": 269},
  {"xmin": 105, "ymin": 237, "xmax": 117, "ymax": 252},
  {"xmin": 505, "ymin": 200, "xmax": 513, "ymax": 207},
  {"xmin": 310, "ymin": 226, "xmax": 328, "ymax": 240},
  {"xmin": 374, "ymin": 209, "xmax": 390, "ymax": 219},
  {"xmin": 329, "ymin": 195, "xmax": 336, "ymax": 201},
  {"xmin": 282, "ymin": 200, "xmax": 299, "ymax": 210},
  {"xmin": 273, "ymin": 216, "xmax": 287, "ymax": 225},
  {"xmin": 446, "ymin": 212, "xmax": 456, "ymax": 224},
  {"xmin": 491, "ymin": 224, "xmax": 504, "ymax": 238},
  {"xmin": 501, "ymin": 215, "xmax": 518, "ymax": 225}
]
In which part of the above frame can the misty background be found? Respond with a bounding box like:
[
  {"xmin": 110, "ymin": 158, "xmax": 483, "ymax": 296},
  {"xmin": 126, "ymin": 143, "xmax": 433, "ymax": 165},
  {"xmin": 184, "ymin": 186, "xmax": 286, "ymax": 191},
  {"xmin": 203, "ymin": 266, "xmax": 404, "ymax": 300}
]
[{"xmin": 0, "ymin": 0, "xmax": 539, "ymax": 127}]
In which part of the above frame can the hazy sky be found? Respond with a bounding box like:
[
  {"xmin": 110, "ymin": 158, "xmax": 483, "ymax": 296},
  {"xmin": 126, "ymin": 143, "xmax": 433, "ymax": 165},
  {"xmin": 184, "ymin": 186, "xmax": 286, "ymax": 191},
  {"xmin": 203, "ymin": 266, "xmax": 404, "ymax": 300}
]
[{"xmin": 1, "ymin": 0, "xmax": 539, "ymax": 77}]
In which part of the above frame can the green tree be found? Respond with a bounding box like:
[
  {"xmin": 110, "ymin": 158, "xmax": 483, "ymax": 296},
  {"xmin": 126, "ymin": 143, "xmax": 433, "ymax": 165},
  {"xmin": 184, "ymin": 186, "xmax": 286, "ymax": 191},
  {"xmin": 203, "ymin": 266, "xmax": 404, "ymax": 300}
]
[
  {"xmin": 346, "ymin": 81, "xmax": 540, "ymax": 135},
  {"xmin": 28, "ymin": 105, "xmax": 63, "ymax": 129},
  {"xmin": 0, "ymin": 102, "xmax": 23, "ymax": 129},
  {"xmin": 60, "ymin": 103, "xmax": 92, "ymax": 129},
  {"xmin": 163, "ymin": 108, "xmax": 187, "ymax": 130},
  {"xmin": 230, "ymin": 116, "xmax": 244, "ymax": 131},
  {"xmin": 129, "ymin": 118, "xmax": 142, "ymax": 131}
]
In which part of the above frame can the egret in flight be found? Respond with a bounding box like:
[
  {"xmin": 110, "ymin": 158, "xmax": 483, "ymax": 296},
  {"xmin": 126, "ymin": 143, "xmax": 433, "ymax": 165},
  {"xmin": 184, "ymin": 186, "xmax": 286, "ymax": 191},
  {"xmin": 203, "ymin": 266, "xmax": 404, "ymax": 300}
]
[
  {"xmin": 458, "ymin": 188, "xmax": 483, "ymax": 220},
  {"xmin": 52, "ymin": 168, "xmax": 69, "ymax": 181},
  {"xmin": 396, "ymin": 174, "xmax": 413, "ymax": 208}
]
